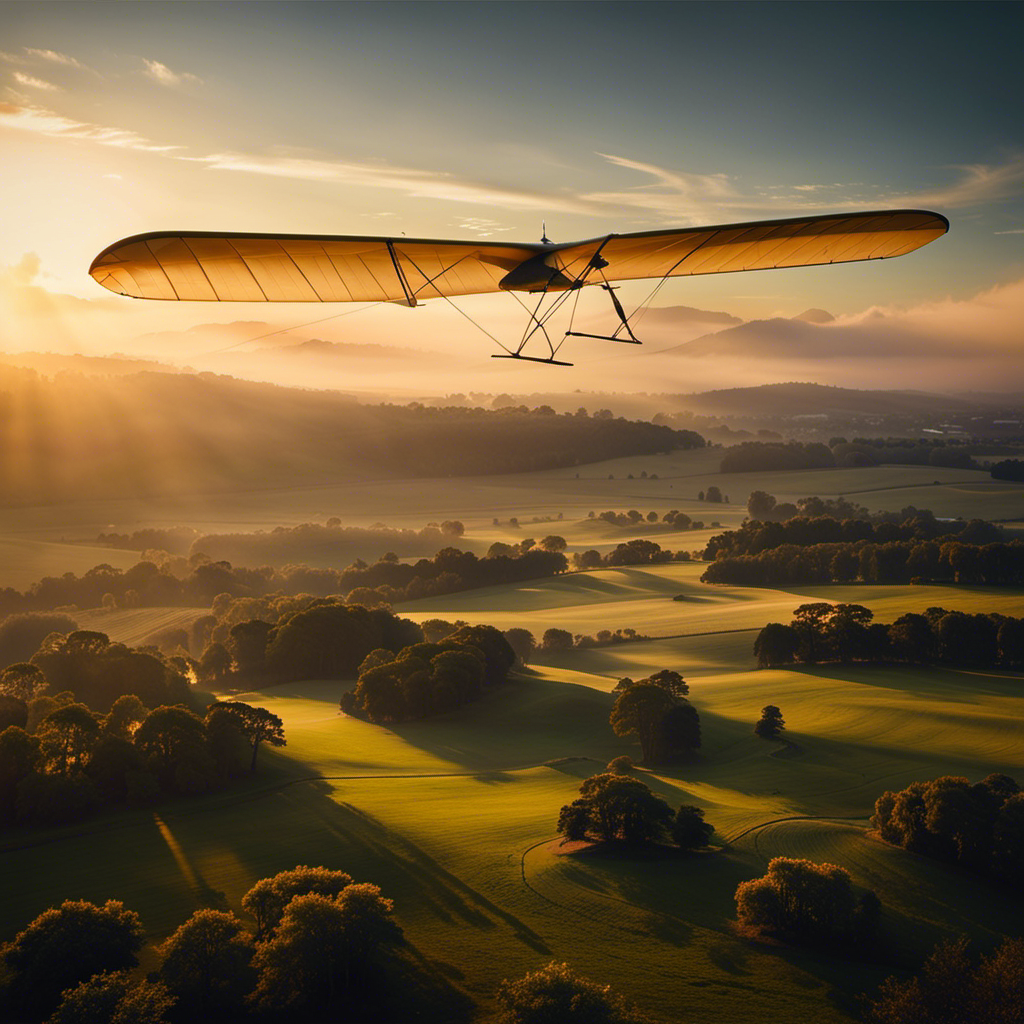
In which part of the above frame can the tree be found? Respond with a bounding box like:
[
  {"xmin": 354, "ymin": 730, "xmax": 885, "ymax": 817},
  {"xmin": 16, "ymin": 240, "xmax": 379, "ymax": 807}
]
[
  {"xmin": 206, "ymin": 701, "xmax": 285, "ymax": 772},
  {"xmin": 249, "ymin": 887, "xmax": 399, "ymax": 1015},
  {"xmin": 753, "ymin": 623, "xmax": 798, "ymax": 667},
  {"xmin": 241, "ymin": 865, "xmax": 354, "ymax": 939},
  {"xmin": 103, "ymin": 694, "xmax": 149, "ymax": 740},
  {"xmin": 642, "ymin": 668, "xmax": 688, "ymax": 697},
  {"xmin": 159, "ymin": 909, "xmax": 254, "ymax": 1018},
  {"xmin": 541, "ymin": 628, "xmax": 574, "ymax": 650},
  {"xmin": 1, "ymin": 899, "xmax": 144, "ymax": 1020},
  {"xmin": 672, "ymin": 805, "xmax": 715, "ymax": 849},
  {"xmin": 557, "ymin": 773, "xmax": 674, "ymax": 845},
  {"xmin": 198, "ymin": 641, "xmax": 233, "ymax": 683},
  {"xmin": 495, "ymin": 960, "xmax": 656, "ymax": 1024},
  {"xmin": 0, "ymin": 725, "xmax": 40, "ymax": 820},
  {"xmin": 0, "ymin": 662, "xmax": 48, "ymax": 702},
  {"xmin": 37, "ymin": 703, "xmax": 101, "ymax": 775},
  {"xmin": 0, "ymin": 612, "xmax": 77, "ymax": 670},
  {"xmin": 226, "ymin": 619, "xmax": 272, "ymax": 677},
  {"xmin": 609, "ymin": 683, "xmax": 677, "ymax": 764},
  {"xmin": 867, "ymin": 936, "xmax": 1024, "ymax": 1024},
  {"xmin": 503, "ymin": 627, "xmax": 536, "ymax": 666},
  {"xmin": 705, "ymin": 485, "xmax": 723, "ymax": 503},
  {"xmin": 48, "ymin": 971, "xmax": 175, "ymax": 1024},
  {"xmin": 538, "ymin": 535, "xmax": 567, "ymax": 552},
  {"xmin": 656, "ymin": 700, "xmax": 701, "ymax": 760},
  {"xmin": 734, "ymin": 857, "xmax": 877, "ymax": 944},
  {"xmin": 133, "ymin": 705, "xmax": 214, "ymax": 794},
  {"xmin": 754, "ymin": 705, "xmax": 785, "ymax": 740},
  {"xmin": 747, "ymin": 490, "xmax": 777, "ymax": 520}
]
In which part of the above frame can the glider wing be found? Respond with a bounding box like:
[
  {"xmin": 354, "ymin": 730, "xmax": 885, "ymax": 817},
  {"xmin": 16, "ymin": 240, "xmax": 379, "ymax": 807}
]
[
  {"xmin": 88, "ymin": 233, "xmax": 546, "ymax": 302},
  {"xmin": 548, "ymin": 210, "xmax": 949, "ymax": 286}
]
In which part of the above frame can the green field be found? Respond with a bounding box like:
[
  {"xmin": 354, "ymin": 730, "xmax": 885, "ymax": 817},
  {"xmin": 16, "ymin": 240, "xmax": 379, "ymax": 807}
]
[
  {"xmin": 3, "ymin": 552, "xmax": 1022, "ymax": 1022},
  {"xmin": 0, "ymin": 451, "xmax": 1019, "ymax": 587}
]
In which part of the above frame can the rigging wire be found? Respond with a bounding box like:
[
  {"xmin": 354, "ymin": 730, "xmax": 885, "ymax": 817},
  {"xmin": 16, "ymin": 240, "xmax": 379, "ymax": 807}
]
[{"xmin": 205, "ymin": 304, "xmax": 386, "ymax": 354}]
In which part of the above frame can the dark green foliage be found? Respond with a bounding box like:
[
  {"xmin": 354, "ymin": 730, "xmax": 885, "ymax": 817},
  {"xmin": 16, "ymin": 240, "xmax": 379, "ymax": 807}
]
[
  {"xmin": 610, "ymin": 683, "xmax": 700, "ymax": 765},
  {"xmin": 495, "ymin": 960, "xmax": 657, "ymax": 1024},
  {"xmin": 754, "ymin": 705, "xmax": 785, "ymax": 740},
  {"xmin": 133, "ymin": 705, "xmax": 215, "ymax": 795},
  {"xmin": 248, "ymin": 886, "xmax": 400, "ymax": 1017},
  {"xmin": 0, "ymin": 662, "xmax": 48, "ymax": 702},
  {"xmin": 557, "ymin": 773, "xmax": 675, "ymax": 845},
  {"xmin": 735, "ymin": 857, "xmax": 879, "ymax": 945},
  {"xmin": 241, "ymin": 865, "xmax": 355, "ymax": 940},
  {"xmin": 503, "ymin": 627, "xmax": 536, "ymax": 665},
  {"xmin": 0, "ymin": 694, "xmax": 27, "ymax": 732},
  {"xmin": 0, "ymin": 612, "xmax": 78, "ymax": 670},
  {"xmin": 30, "ymin": 631, "xmax": 189, "ymax": 712},
  {"xmin": 205, "ymin": 700, "xmax": 285, "ymax": 772},
  {"xmin": 158, "ymin": 909, "xmax": 254, "ymax": 1019},
  {"xmin": 0, "ymin": 725, "xmax": 40, "ymax": 821},
  {"xmin": 37, "ymin": 703, "xmax": 101, "ymax": 775},
  {"xmin": 754, "ymin": 604, "xmax": 1024, "ymax": 669},
  {"xmin": 15, "ymin": 770, "xmax": 100, "ymax": 824},
  {"xmin": 991, "ymin": 458, "xmax": 1024, "ymax": 482},
  {"xmin": 541, "ymin": 628, "xmax": 573, "ymax": 650},
  {"xmin": 872, "ymin": 773, "xmax": 1023, "ymax": 884},
  {"xmin": 0, "ymin": 899, "xmax": 143, "ymax": 1020},
  {"xmin": 47, "ymin": 971, "xmax": 174, "ymax": 1024},
  {"xmin": 868, "ymin": 936, "xmax": 1024, "ymax": 1023},
  {"xmin": 671, "ymin": 805, "xmax": 715, "ymax": 849}
]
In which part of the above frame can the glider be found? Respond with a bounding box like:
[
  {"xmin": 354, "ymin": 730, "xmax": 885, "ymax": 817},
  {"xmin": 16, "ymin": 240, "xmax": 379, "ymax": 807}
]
[{"xmin": 90, "ymin": 209, "xmax": 948, "ymax": 365}]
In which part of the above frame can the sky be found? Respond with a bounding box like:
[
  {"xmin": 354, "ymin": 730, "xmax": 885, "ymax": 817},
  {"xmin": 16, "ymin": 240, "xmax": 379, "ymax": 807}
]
[{"xmin": 1, "ymin": 0, "xmax": 1022, "ymax": 387}]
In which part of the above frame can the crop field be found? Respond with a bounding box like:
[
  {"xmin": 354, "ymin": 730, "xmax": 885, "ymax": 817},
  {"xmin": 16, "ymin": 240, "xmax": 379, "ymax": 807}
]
[{"xmin": 3, "ymin": 552, "xmax": 1022, "ymax": 1022}]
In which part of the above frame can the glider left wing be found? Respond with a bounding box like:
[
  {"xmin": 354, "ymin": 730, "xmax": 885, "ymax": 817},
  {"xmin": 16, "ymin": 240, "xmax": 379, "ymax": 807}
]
[{"xmin": 88, "ymin": 232, "xmax": 546, "ymax": 303}]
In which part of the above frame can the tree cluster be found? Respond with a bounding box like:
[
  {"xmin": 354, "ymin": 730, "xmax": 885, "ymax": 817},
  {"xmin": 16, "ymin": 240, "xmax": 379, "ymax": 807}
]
[
  {"xmin": 0, "ymin": 695, "xmax": 282, "ymax": 827},
  {"xmin": 536, "ymin": 627, "xmax": 650, "ymax": 653},
  {"xmin": 734, "ymin": 857, "xmax": 880, "ymax": 946},
  {"xmin": 587, "ymin": 508, "xmax": 695, "ymax": 530},
  {"xmin": 720, "ymin": 437, "xmax": 977, "ymax": 475},
  {"xmin": 872, "ymin": 773, "xmax": 1023, "ymax": 886},
  {"xmin": 572, "ymin": 539, "xmax": 694, "ymax": 572},
  {"xmin": 340, "ymin": 625, "xmax": 516, "ymax": 723},
  {"xmin": 753, "ymin": 603, "xmax": 1024, "ymax": 669},
  {"xmin": 702, "ymin": 536, "xmax": 1023, "ymax": 587},
  {"xmin": 0, "ymin": 865, "xmax": 404, "ymax": 1024},
  {"xmin": 990, "ymin": 457, "xmax": 1024, "ymax": 482},
  {"xmin": 867, "ymin": 936, "xmax": 1024, "ymax": 1024},
  {"xmin": 0, "ymin": 543, "xmax": 570, "ymax": 620},
  {"xmin": 609, "ymin": 674, "xmax": 701, "ymax": 765},
  {"xmin": 706, "ymin": 510, "xmax": 999, "ymax": 561},
  {"xmin": 188, "ymin": 519, "xmax": 465, "ymax": 568},
  {"xmin": 557, "ymin": 771, "xmax": 714, "ymax": 849}
]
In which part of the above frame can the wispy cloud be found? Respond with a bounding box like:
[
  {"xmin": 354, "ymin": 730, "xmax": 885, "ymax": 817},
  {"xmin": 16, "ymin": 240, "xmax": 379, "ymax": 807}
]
[
  {"xmin": 13, "ymin": 71, "xmax": 59, "ymax": 91},
  {"xmin": 25, "ymin": 48, "xmax": 89, "ymax": 70},
  {"xmin": 455, "ymin": 217, "xmax": 514, "ymax": 238},
  {"xmin": 0, "ymin": 101, "xmax": 179, "ymax": 152},
  {"xmin": 142, "ymin": 59, "xmax": 201, "ymax": 87},
  {"xmin": 995, "ymin": 228, "xmax": 1024, "ymax": 235}
]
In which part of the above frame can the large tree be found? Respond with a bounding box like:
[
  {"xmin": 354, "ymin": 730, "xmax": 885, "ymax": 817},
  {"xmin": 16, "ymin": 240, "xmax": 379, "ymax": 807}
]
[
  {"xmin": 609, "ymin": 683, "xmax": 678, "ymax": 764},
  {"xmin": 241, "ymin": 865, "xmax": 354, "ymax": 940},
  {"xmin": 37, "ymin": 703, "xmax": 101, "ymax": 776},
  {"xmin": 1, "ymin": 899, "xmax": 143, "ymax": 1019},
  {"xmin": 206, "ymin": 701, "xmax": 285, "ymax": 772},
  {"xmin": 159, "ymin": 909, "xmax": 254, "ymax": 1018},
  {"xmin": 496, "ymin": 960, "xmax": 657, "ymax": 1024},
  {"xmin": 557, "ymin": 773, "xmax": 674, "ymax": 845}
]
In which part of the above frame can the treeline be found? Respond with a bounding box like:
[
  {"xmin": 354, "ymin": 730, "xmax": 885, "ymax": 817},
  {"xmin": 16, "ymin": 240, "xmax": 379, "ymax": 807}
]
[
  {"xmin": 586, "ymin": 508, "xmax": 701, "ymax": 530},
  {"xmin": 753, "ymin": 604, "xmax": 1024, "ymax": 668},
  {"xmin": 187, "ymin": 520, "xmax": 466, "ymax": 568},
  {"xmin": 703, "ymin": 537, "xmax": 1024, "ymax": 587},
  {"xmin": 0, "ymin": 544, "xmax": 569, "ymax": 619},
  {"xmin": 706, "ymin": 510, "xmax": 1000, "ymax": 560},
  {"xmin": 572, "ymin": 539, "xmax": 694, "ymax": 571},
  {"xmin": 340, "ymin": 625, "xmax": 515, "ymax": 723},
  {"xmin": 991, "ymin": 457, "xmax": 1024, "ymax": 481},
  {"xmin": 0, "ymin": 367, "xmax": 705, "ymax": 504},
  {"xmin": 872, "ymin": 774, "xmax": 1022, "ymax": 888},
  {"xmin": 744, "ymin": 490, "xmax": 948, "ymax": 524},
  {"xmin": 720, "ymin": 437, "xmax": 977, "ymax": 473}
]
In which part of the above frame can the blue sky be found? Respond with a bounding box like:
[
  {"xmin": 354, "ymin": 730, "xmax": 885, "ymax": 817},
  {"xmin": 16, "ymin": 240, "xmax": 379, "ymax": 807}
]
[{"xmin": 1, "ymin": 0, "xmax": 1022, "ymax": 353}]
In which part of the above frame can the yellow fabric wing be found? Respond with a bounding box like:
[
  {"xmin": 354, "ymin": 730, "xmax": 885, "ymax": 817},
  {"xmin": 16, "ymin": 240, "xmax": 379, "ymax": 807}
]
[
  {"xmin": 548, "ymin": 210, "xmax": 949, "ymax": 285},
  {"xmin": 89, "ymin": 233, "xmax": 545, "ymax": 302}
]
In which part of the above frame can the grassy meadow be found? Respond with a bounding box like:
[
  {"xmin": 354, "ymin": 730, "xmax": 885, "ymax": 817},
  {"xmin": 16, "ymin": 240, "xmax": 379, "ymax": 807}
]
[{"xmin": 1, "ymin": 455, "xmax": 1022, "ymax": 1022}]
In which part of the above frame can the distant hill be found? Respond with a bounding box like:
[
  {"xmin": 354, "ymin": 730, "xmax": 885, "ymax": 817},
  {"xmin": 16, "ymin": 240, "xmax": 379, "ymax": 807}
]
[
  {"xmin": 679, "ymin": 382, "xmax": 989, "ymax": 418},
  {"xmin": 0, "ymin": 351, "xmax": 183, "ymax": 377},
  {"xmin": 632, "ymin": 304, "xmax": 743, "ymax": 328},
  {"xmin": 0, "ymin": 367, "xmax": 703, "ymax": 505},
  {"xmin": 794, "ymin": 308, "xmax": 835, "ymax": 324}
]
